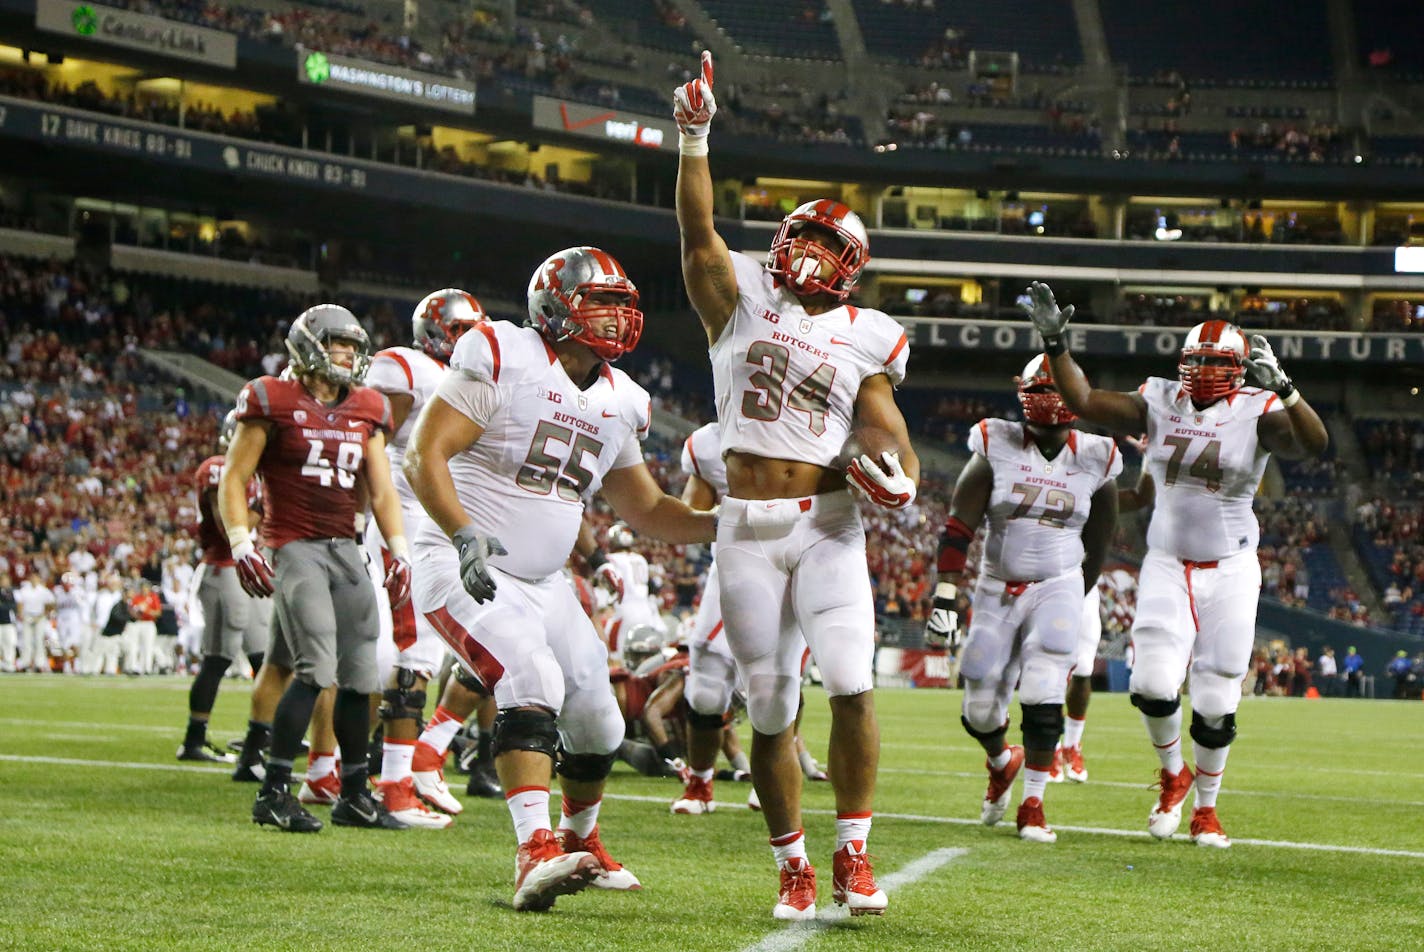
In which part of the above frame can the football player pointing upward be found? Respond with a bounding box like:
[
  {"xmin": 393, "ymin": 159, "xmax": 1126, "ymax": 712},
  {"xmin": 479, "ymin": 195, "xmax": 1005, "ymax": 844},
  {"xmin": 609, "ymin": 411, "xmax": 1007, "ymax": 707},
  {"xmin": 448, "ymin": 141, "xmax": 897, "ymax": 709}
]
[
  {"xmin": 1023, "ymin": 281, "xmax": 1327, "ymax": 848},
  {"xmin": 675, "ymin": 51, "xmax": 919, "ymax": 920}
]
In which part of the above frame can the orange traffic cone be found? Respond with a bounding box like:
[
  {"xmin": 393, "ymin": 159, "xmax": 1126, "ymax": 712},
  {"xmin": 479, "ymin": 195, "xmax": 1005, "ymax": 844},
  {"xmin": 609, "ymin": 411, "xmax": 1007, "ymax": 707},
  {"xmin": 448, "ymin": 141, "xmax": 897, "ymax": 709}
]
[{"xmin": 1304, "ymin": 686, "xmax": 1321, "ymax": 699}]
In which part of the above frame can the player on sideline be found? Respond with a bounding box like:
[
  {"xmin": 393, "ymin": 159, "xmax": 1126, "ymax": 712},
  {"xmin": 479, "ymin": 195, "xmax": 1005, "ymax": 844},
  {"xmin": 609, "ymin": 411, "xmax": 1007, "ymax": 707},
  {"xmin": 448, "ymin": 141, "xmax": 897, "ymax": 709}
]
[
  {"xmin": 362, "ymin": 288, "xmax": 495, "ymax": 826},
  {"xmin": 1022, "ymin": 281, "xmax": 1328, "ymax": 847},
  {"xmin": 674, "ymin": 51, "xmax": 918, "ymax": 919},
  {"xmin": 601, "ymin": 523, "xmax": 663, "ymax": 664},
  {"xmin": 670, "ymin": 421, "xmax": 826, "ymax": 817},
  {"xmin": 222, "ymin": 303, "xmax": 414, "ymax": 833},
  {"xmin": 177, "ymin": 410, "xmax": 267, "ymax": 763},
  {"xmin": 927, "ymin": 355, "xmax": 1118, "ymax": 842},
  {"xmin": 404, "ymin": 246, "xmax": 717, "ymax": 912}
]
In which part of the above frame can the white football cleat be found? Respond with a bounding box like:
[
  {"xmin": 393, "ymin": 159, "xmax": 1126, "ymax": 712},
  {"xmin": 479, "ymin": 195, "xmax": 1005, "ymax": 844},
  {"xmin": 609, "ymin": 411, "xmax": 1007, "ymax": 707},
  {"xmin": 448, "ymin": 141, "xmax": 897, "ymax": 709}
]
[
  {"xmin": 772, "ymin": 857, "xmax": 817, "ymax": 921},
  {"xmin": 513, "ymin": 829, "xmax": 598, "ymax": 912},
  {"xmin": 1190, "ymin": 807, "xmax": 1231, "ymax": 848},
  {"xmin": 1148, "ymin": 765, "xmax": 1195, "ymax": 839},
  {"xmin": 671, "ymin": 776, "xmax": 715, "ymax": 815},
  {"xmin": 1016, "ymin": 797, "xmax": 1057, "ymax": 844},
  {"xmin": 413, "ymin": 768, "xmax": 464, "ymax": 816},
  {"xmin": 1062, "ymin": 744, "xmax": 1088, "ymax": 783},
  {"xmin": 557, "ymin": 826, "xmax": 642, "ymax": 890},
  {"xmin": 297, "ymin": 771, "xmax": 340, "ymax": 806},
  {"xmin": 832, "ymin": 840, "xmax": 887, "ymax": 916},
  {"xmin": 377, "ymin": 777, "xmax": 453, "ymax": 829},
  {"xmin": 981, "ymin": 745, "xmax": 1024, "ymax": 826},
  {"xmin": 1047, "ymin": 745, "xmax": 1065, "ymax": 783}
]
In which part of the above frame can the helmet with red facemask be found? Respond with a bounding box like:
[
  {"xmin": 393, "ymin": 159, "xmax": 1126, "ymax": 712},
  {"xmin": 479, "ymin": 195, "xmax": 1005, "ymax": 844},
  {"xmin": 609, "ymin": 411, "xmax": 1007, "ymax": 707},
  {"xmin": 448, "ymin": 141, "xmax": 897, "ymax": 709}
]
[
  {"xmin": 1178, "ymin": 320, "xmax": 1246, "ymax": 405},
  {"xmin": 526, "ymin": 247, "xmax": 643, "ymax": 361},
  {"xmin": 767, "ymin": 200, "xmax": 869, "ymax": 300},
  {"xmin": 413, "ymin": 288, "xmax": 486, "ymax": 362},
  {"xmin": 1017, "ymin": 354, "xmax": 1076, "ymax": 426}
]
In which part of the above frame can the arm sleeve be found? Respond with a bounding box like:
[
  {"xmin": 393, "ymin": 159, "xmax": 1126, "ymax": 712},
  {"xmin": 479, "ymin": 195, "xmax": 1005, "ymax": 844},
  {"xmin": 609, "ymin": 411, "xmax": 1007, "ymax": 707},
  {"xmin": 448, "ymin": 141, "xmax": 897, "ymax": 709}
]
[
  {"xmin": 366, "ymin": 351, "xmax": 415, "ymax": 396},
  {"xmin": 611, "ymin": 433, "xmax": 645, "ymax": 470},
  {"xmin": 435, "ymin": 370, "xmax": 503, "ymax": 427}
]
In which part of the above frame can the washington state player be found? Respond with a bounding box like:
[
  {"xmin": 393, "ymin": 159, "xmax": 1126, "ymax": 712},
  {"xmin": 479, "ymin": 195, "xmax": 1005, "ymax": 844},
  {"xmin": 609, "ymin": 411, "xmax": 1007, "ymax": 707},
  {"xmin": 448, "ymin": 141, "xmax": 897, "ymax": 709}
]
[
  {"xmin": 221, "ymin": 304, "xmax": 413, "ymax": 833},
  {"xmin": 1024, "ymin": 280, "xmax": 1327, "ymax": 848},
  {"xmin": 675, "ymin": 50, "xmax": 918, "ymax": 920},
  {"xmin": 176, "ymin": 410, "xmax": 267, "ymax": 763}
]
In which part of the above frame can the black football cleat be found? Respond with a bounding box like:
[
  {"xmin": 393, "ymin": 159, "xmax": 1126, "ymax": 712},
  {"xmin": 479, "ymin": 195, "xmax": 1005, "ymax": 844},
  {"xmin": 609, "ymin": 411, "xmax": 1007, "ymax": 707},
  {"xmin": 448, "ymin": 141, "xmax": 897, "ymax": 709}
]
[
  {"xmin": 232, "ymin": 761, "xmax": 267, "ymax": 783},
  {"xmin": 176, "ymin": 742, "xmax": 235, "ymax": 764},
  {"xmin": 465, "ymin": 759, "xmax": 503, "ymax": 799},
  {"xmin": 331, "ymin": 790, "xmax": 409, "ymax": 830},
  {"xmin": 253, "ymin": 789, "xmax": 323, "ymax": 833}
]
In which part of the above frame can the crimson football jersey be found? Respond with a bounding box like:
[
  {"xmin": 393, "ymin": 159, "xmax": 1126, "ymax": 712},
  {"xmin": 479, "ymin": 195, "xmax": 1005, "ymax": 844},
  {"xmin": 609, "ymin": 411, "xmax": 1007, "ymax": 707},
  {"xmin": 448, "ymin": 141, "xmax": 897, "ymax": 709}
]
[
  {"xmin": 195, "ymin": 455, "xmax": 263, "ymax": 566},
  {"xmin": 234, "ymin": 376, "xmax": 391, "ymax": 550}
]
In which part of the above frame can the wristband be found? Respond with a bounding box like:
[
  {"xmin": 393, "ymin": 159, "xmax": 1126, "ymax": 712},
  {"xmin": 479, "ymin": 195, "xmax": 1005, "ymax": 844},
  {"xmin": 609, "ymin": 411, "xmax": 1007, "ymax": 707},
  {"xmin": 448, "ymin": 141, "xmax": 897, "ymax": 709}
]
[
  {"xmin": 1042, "ymin": 337, "xmax": 1067, "ymax": 357},
  {"xmin": 1280, "ymin": 387, "xmax": 1301, "ymax": 408},
  {"xmin": 227, "ymin": 526, "xmax": 251, "ymax": 552},
  {"xmin": 679, "ymin": 132, "xmax": 708, "ymax": 157},
  {"xmin": 353, "ymin": 511, "xmax": 367, "ymax": 536},
  {"xmin": 933, "ymin": 581, "xmax": 958, "ymax": 603},
  {"xmin": 388, "ymin": 535, "xmax": 409, "ymax": 560}
]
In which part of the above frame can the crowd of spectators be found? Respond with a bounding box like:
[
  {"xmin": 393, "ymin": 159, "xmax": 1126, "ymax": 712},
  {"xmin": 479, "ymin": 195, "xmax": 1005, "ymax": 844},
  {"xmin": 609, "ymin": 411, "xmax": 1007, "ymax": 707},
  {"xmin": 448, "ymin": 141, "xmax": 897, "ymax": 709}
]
[
  {"xmin": 1357, "ymin": 419, "xmax": 1424, "ymax": 482},
  {"xmin": 1371, "ymin": 300, "xmax": 1424, "ymax": 333},
  {"xmin": 1354, "ymin": 497, "xmax": 1424, "ymax": 633},
  {"xmin": 1109, "ymin": 295, "xmax": 1352, "ymax": 332}
]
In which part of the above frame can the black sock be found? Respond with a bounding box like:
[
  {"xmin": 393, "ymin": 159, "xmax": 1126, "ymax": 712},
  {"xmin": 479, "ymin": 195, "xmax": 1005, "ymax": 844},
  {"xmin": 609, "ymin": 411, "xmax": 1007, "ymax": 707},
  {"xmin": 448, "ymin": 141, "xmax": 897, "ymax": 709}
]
[
  {"xmin": 271, "ymin": 679, "xmax": 322, "ymax": 764},
  {"xmin": 477, "ymin": 728, "xmax": 493, "ymax": 762},
  {"xmin": 183, "ymin": 717, "xmax": 208, "ymax": 750},
  {"xmin": 261, "ymin": 760, "xmax": 294, "ymax": 797},
  {"xmin": 247, "ymin": 651, "xmax": 265, "ymax": 674},
  {"xmin": 240, "ymin": 719, "xmax": 273, "ymax": 766},
  {"xmin": 187, "ymin": 656, "xmax": 231, "ymax": 729},
  {"xmin": 340, "ymin": 763, "xmax": 370, "ymax": 800},
  {"xmin": 332, "ymin": 688, "xmax": 371, "ymax": 792}
]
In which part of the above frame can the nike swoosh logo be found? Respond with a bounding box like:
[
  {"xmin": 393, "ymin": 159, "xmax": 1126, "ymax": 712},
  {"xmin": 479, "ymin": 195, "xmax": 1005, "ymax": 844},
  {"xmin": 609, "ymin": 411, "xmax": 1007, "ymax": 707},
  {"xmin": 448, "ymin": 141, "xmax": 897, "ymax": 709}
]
[
  {"xmin": 520, "ymin": 801, "xmax": 540, "ymax": 808},
  {"xmin": 353, "ymin": 805, "xmax": 378, "ymax": 823},
  {"xmin": 275, "ymin": 813, "xmax": 291, "ymax": 829},
  {"xmin": 830, "ymin": 336, "xmax": 852, "ymax": 345},
  {"xmin": 602, "ymin": 410, "xmax": 616, "ymax": 418}
]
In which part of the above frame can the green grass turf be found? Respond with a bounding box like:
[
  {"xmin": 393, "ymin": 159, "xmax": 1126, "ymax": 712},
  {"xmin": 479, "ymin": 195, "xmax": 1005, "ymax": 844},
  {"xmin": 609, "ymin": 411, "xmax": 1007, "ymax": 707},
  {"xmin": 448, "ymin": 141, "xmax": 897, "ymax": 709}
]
[{"xmin": 1, "ymin": 676, "xmax": 1422, "ymax": 951}]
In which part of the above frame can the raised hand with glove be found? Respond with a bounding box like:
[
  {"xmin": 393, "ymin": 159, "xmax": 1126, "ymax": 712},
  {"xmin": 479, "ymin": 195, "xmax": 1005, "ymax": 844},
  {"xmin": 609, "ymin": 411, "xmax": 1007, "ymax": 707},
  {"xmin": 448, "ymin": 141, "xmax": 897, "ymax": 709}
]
[
  {"xmin": 672, "ymin": 50, "xmax": 716, "ymax": 155},
  {"xmin": 1019, "ymin": 280, "xmax": 1075, "ymax": 356},
  {"xmin": 452, "ymin": 524, "xmax": 506, "ymax": 604},
  {"xmin": 1243, "ymin": 334, "xmax": 1297, "ymax": 405}
]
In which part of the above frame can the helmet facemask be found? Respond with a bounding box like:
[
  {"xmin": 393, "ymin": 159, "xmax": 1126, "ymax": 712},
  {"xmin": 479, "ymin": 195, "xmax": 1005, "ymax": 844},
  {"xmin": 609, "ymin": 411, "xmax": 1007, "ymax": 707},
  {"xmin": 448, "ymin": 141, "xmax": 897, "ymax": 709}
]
[
  {"xmin": 413, "ymin": 289, "xmax": 485, "ymax": 362},
  {"xmin": 1016, "ymin": 354, "xmax": 1076, "ymax": 426},
  {"xmin": 767, "ymin": 202, "xmax": 868, "ymax": 300},
  {"xmin": 527, "ymin": 248, "xmax": 644, "ymax": 361},
  {"xmin": 286, "ymin": 305, "xmax": 372, "ymax": 386}
]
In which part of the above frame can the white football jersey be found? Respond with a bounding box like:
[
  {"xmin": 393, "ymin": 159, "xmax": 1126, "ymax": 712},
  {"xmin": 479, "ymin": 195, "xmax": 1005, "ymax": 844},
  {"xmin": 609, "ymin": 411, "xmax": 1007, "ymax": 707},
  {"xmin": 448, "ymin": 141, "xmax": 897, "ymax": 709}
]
[
  {"xmin": 710, "ymin": 252, "xmax": 908, "ymax": 468},
  {"xmin": 680, "ymin": 422, "xmax": 727, "ymax": 498},
  {"xmin": 366, "ymin": 344, "xmax": 448, "ymax": 508},
  {"xmin": 969, "ymin": 419, "xmax": 1122, "ymax": 582},
  {"xmin": 1140, "ymin": 377, "xmax": 1281, "ymax": 562},
  {"xmin": 416, "ymin": 320, "xmax": 652, "ymax": 581},
  {"xmin": 607, "ymin": 550, "xmax": 651, "ymax": 613},
  {"xmin": 54, "ymin": 586, "xmax": 84, "ymax": 617}
]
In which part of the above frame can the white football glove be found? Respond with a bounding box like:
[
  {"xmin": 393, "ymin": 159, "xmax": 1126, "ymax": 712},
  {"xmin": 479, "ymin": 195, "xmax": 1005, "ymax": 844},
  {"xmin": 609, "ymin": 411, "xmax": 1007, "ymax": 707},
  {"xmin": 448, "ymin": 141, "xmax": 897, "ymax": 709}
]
[
  {"xmin": 924, "ymin": 581, "xmax": 958, "ymax": 648},
  {"xmin": 673, "ymin": 50, "xmax": 717, "ymax": 137},
  {"xmin": 847, "ymin": 451, "xmax": 916, "ymax": 510},
  {"xmin": 1243, "ymin": 334, "xmax": 1295, "ymax": 398},
  {"xmin": 1018, "ymin": 280, "xmax": 1074, "ymax": 350}
]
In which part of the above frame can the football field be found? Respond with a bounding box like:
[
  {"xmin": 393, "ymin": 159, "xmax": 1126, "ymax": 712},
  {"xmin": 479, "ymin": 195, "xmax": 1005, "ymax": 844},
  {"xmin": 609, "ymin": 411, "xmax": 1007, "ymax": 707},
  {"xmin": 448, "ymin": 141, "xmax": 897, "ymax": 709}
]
[{"xmin": 2, "ymin": 677, "xmax": 1421, "ymax": 952}]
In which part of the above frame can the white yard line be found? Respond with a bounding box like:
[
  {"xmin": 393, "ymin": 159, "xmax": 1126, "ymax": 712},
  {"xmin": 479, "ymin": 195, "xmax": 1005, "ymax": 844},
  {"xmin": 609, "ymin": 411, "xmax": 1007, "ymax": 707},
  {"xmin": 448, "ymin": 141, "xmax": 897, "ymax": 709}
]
[{"xmin": 737, "ymin": 848, "xmax": 968, "ymax": 952}]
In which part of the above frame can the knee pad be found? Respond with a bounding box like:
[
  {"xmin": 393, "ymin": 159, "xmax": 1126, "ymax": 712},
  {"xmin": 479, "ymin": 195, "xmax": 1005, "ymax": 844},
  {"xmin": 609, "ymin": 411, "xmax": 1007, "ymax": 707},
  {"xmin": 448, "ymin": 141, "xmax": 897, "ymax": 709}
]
[
  {"xmin": 1189, "ymin": 710, "xmax": 1237, "ymax": 749},
  {"xmin": 378, "ymin": 668, "xmax": 426, "ymax": 722},
  {"xmin": 556, "ymin": 750, "xmax": 616, "ymax": 782},
  {"xmin": 491, "ymin": 707, "xmax": 559, "ymax": 759},
  {"xmin": 960, "ymin": 714, "xmax": 1008, "ymax": 746},
  {"xmin": 687, "ymin": 708, "xmax": 726, "ymax": 732},
  {"xmin": 745, "ymin": 674, "xmax": 799, "ymax": 736},
  {"xmin": 1130, "ymin": 692, "xmax": 1181, "ymax": 718},
  {"xmin": 453, "ymin": 665, "xmax": 491, "ymax": 697},
  {"xmin": 686, "ymin": 671, "xmax": 733, "ymax": 718},
  {"xmin": 1019, "ymin": 703, "xmax": 1064, "ymax": 753}
]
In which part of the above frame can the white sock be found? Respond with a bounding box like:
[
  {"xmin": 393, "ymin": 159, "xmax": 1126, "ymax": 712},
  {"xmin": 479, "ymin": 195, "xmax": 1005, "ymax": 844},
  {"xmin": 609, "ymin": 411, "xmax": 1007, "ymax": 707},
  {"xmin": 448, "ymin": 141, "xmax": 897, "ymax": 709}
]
[
  {"xmin": 692, "ymin": 767, "xmax": 714, "ymax": 783},
  {"xmin": 307, "ymin": 752, "xmax": 336, "ymax": 780},
  {"xmin": 770, "ymin": 829, "xmax": 808, "ymax": 868},
  {"xmin": 1063, "ymin": 715, "xmax": 1086, "ymax": 749},
  {"xmin": 1192, "ymin": 744, "xmax": 1231, "ymax": 808},
  {"xmin": 557, "ymin": 794, "xmax": 601, "ymax": 840},
  {"xmin": 1142, "ymin": 711, "xmax": 1185, "ymax": 773},
  {"xmin": 730, "ymin": 751, "xmax": 750, "ymax": 774},
  {"xmin": 506, "ymin": 786, "xmax": 551, "ymax": 844},
  {"xmin": 380, "ymin": 738, "xmax": 415, "ymax": 784},
  {"xmin": 417, "ymin": 706, "xmax": 464, "ymax": 756},
  {"xmin": 987, "ymin": 747, "xmax": 1012, "ymax": 770},
  {"xmin": 1023, "ymin": 767, "xmax": 1050, "ymax": 803},
  {"xmin": 835, "ymin": 812, "xmax": 871, "ymax": 851}
]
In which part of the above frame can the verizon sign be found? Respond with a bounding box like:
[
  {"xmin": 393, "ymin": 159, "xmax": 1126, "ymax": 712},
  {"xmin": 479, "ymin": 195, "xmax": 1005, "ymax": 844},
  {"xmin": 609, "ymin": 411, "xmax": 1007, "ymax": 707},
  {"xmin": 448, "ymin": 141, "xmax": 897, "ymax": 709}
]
[{"xmin": 532, "ymin": 96, "xmax": 675, "ymax": 152}]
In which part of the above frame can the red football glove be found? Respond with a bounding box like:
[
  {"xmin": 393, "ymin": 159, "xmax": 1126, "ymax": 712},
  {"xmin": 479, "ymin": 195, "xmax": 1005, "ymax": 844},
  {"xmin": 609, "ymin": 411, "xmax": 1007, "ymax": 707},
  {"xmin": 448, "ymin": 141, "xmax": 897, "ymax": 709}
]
[
  {"xmin": 673, "ymin": 50, "xmax": 717, "ymax": 137},
  {"xmin": 594, "ymin": 562, "xmax": 625, "ymax": 601},
  {"xmin": 231, "ymin": 539, "xmax": 275, "ymax": 598},
  {"xmin": 384, "ymin": 554, "xmax": 412, "ymax": 610},
  {"xmin": 847, "ymin": 451, "xmax": 917, "ymax": 510}
]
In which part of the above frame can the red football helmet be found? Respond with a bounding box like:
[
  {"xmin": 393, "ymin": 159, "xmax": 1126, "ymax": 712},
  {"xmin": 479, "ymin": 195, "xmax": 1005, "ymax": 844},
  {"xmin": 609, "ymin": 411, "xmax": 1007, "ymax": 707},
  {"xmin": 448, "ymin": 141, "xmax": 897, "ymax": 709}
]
[
  {"xmin": 527, "ymin": 247, "xmax": 643, "ymax": 361},
  {"xmin": 1178, "ymin": 320, "xmax": 1247, "ymax": 404},
  {"xmin": 767, "ymin": 199, "xmax": 869, "ymax": 300},
  {"xmin": 1017, "ymin": 354, "xmax": 1076, "ymax": 426},
  {"xmin": 413, "ymin": 288, "xmax": 486, "ymax": 362}
]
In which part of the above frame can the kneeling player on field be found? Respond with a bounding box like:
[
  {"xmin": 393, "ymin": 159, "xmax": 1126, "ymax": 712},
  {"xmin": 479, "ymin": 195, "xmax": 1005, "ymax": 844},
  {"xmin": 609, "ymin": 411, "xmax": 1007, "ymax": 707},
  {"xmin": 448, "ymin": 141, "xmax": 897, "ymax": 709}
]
[{"xmin": 928, "ymin": 355, "xmax": 1118, "ymax": 842}]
